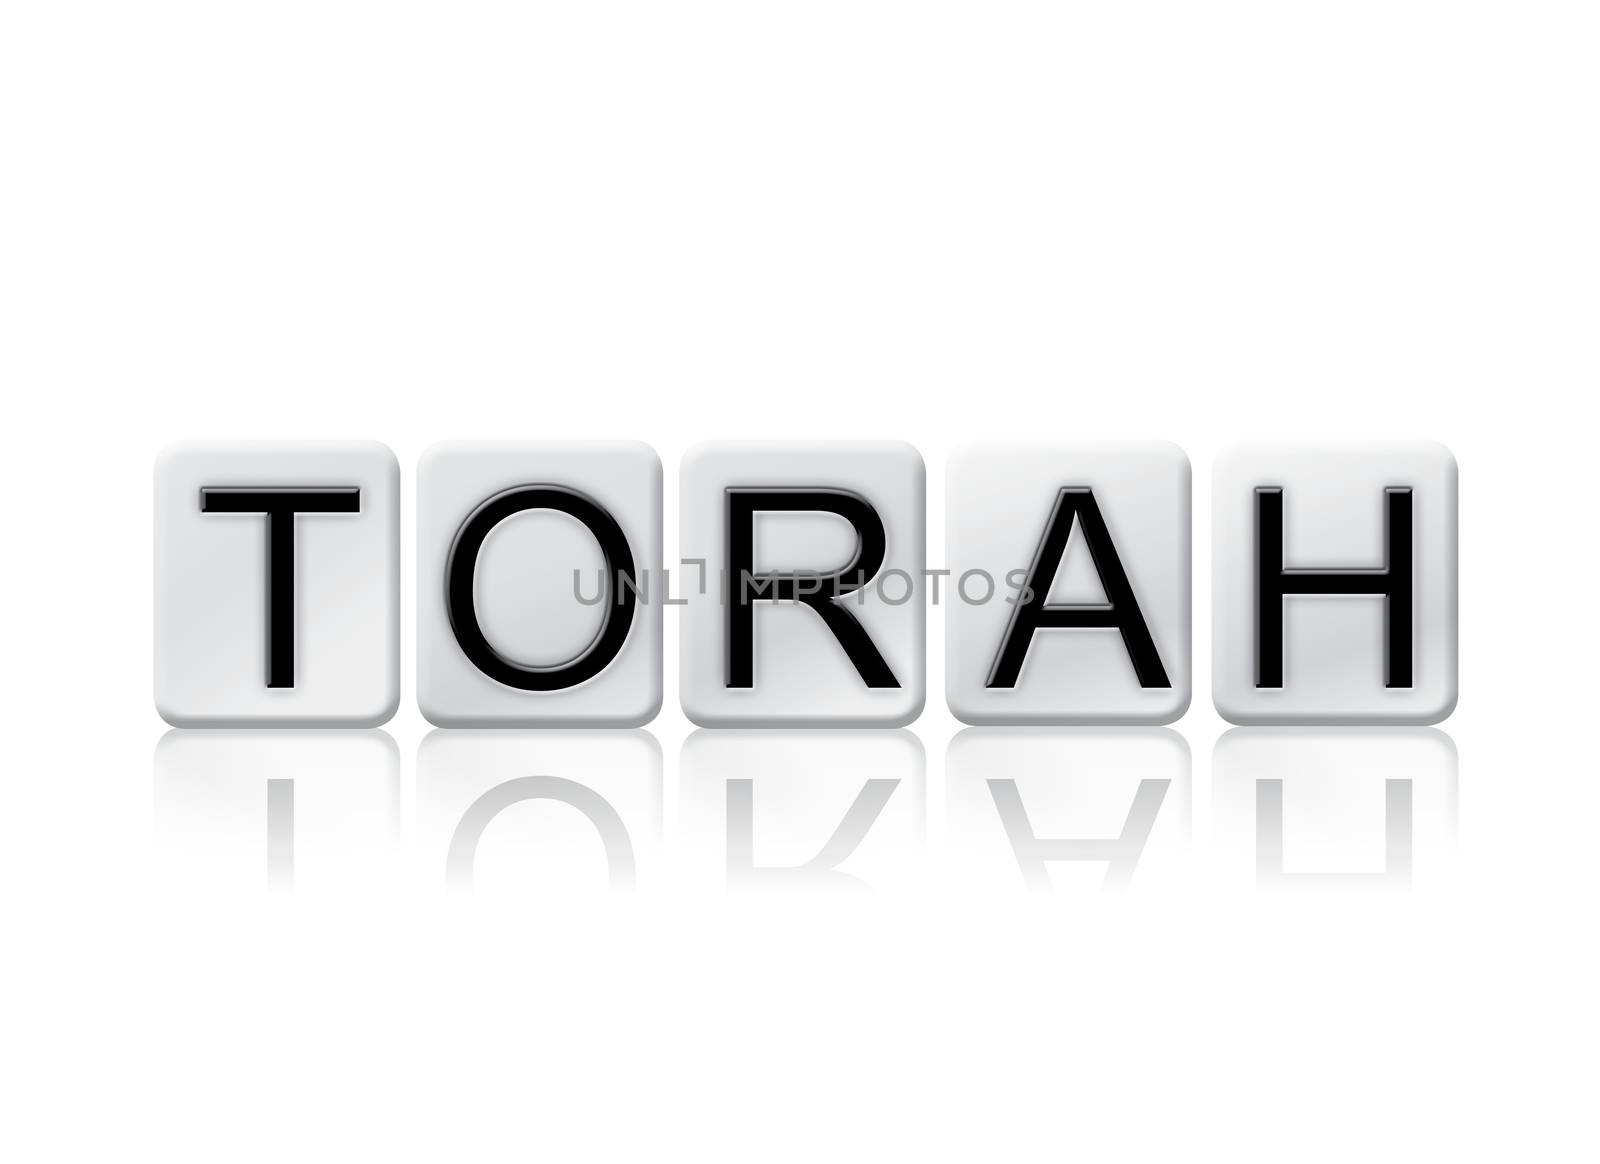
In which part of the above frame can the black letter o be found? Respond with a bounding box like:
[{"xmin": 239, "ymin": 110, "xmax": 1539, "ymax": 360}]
[{"xmin": 446, "ymin": 486, "xmax": 637, "ymax": 690}]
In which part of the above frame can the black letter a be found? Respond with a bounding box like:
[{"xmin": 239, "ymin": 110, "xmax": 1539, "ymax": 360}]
[{"xmin": 988, "ymin": 488, "xmax": 1170, "ymax": 689}]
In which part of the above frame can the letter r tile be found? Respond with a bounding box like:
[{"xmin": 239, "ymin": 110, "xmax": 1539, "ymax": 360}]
[
  {"xmin": 154, "ymin": 441, "xmax": 400, "ymax": 726},
  {"xmin": 679, "ymin": 441, "xmax": 926, "ymax": 726}
]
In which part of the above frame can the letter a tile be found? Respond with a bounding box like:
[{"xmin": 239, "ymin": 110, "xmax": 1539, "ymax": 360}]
[{"xmin": 945, "ymin": 442, "xmax": 1191, "ymax": 724}]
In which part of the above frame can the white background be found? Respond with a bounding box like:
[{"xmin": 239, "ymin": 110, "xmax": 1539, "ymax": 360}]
[{"xmin": 3, "ymin": 2, "xmax": 1597, "ymax": 1160}]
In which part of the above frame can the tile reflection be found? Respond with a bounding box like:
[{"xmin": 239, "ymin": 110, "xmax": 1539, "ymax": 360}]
[
  {"xmin": 151, "ymin": 726, "xmax": 1460, "ymax": 897},
  {"xmin": 945, "ymin": 729, "xmax": 1191, "ymax": 892},
  {"xmin": 416, "ymin": 731, "xmax": 662, "ymax": 894},
  {"xmin": 679, "ymin": 731, "xmax": 925, "ymax": 892},
  {"xmin": 153, "ymin": 730, "xmax": 401, "ymax": 893},
  {"xmin": 1211, "ymin": 729, "xmax": 1457, "ymax": 891}
]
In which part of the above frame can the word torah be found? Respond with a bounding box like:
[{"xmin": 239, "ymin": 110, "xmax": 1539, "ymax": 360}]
[{"xmin": 153, "ymin": 440, "xmax": 1457, "ymax": 728}]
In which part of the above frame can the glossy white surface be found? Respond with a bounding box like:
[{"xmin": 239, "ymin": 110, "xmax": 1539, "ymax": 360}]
[
  {"xmin": 416, "ymin": 441, "xmax": 663, "ymax": 726},
  {"xmin": 153, "ymin": 440, "xmax": 399, "ymax": 726},
  {"xmin": 944, "ymin": 729, "xmax": 1191, "ymax": 890},
  {"xmin": 154, "ymin": 730, "xmax": 401, "ymax": 891},
  {"xmin": 679, "ymin": 441, "xmax": 926, "ymax": 726},
  {"xmin": 678, "ymin": 731, "xmax": 926, "ymax": 891},
  {"xmin": 1210, "ymin": 729, "xmax": 1457, "ymax": 891},
  {"xmin": 1212, "ymin": 442, "xmax": 1458, "ymax": 724},
  {"xmin": 946, "ymin": 442, "xmax": 1191, "ymax": 724},
  {"xmin": 416, "ymin": 731, "xmax": 663, "ymax": 893}
]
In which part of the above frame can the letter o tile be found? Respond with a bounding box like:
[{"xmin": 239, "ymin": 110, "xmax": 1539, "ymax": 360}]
[{"xmin": 417, "ymin": 441, "xmax": 663, "ymax": 727}]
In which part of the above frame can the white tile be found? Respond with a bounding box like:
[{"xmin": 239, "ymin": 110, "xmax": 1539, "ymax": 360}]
[
  {"xmin": 1213, "ymin": 442, "xmax": 1458, "ymax": 724},
  {"xmin": 417, "ymin": 441, "xmax": 662, "ymax": 727},
  {"xmin": 945, "ymin": 442, "xmax": 1191, "ymax": 724},
  {"xmin": 679, "ymin": 441, "xmax": 925, "ymax": 726},
  {"xmin": 154, "ymin": 440, "xmax": 399, "ymax": 727}
]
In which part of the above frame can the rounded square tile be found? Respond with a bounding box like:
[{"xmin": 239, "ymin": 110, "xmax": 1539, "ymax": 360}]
[
  {"xmin": 679, "ymin": 440, "xmax": 926, "ymax": 727},
  {"xmin": 945, "ymin": 442, "xmax": 1191, "ymax": 725},
  {"xmin": 417, "ymin": 440, "xmax": 663, "ymax": 727},
  {"xmin": 154, "ymin": 440, "xmax": 399, "ymax": 727},
  {"xmin": 1212, "ymin": 441, "xmax": 1458, "ymax": 725}
]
